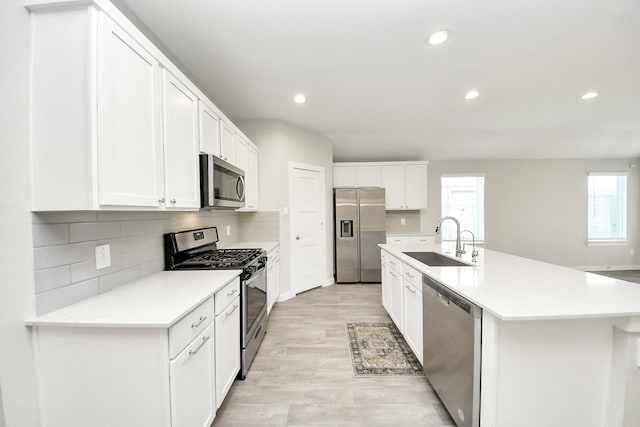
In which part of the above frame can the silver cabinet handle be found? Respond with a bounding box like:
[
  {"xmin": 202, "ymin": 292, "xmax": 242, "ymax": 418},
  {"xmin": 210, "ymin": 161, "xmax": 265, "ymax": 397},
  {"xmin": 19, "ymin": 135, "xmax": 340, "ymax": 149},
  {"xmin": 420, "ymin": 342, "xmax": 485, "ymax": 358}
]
[
  {"xmin": 191, "ymin": 316, "xmax": 208, "ymax": 328},
  {"xmin": 227, "ymin": 288, "xmax": 238, "ymax": 297},
  {"xmin": 405, "ymin": 284, "xmax": 417, "ymax": 294},
  {"xmin": 389, "ymin": 271, "xmax": 397, "ymax": 278},
  {"xmin": 158, "ymin": 197, "xmax": 165, "ymax": 204},
  {"xmin": 406, "ymin": 272, "xmax": 415, "ymax": 279},
  {"xmin": 226, "ymin": 304, "xmax": 239, "ymax": 316},
  {"xmin": 188, "ymin": 334, "xmax": 210, "ymax": 356},
  {"xmin": 170, "ymin": 198, "xmax": 176, "ymax": 204}
]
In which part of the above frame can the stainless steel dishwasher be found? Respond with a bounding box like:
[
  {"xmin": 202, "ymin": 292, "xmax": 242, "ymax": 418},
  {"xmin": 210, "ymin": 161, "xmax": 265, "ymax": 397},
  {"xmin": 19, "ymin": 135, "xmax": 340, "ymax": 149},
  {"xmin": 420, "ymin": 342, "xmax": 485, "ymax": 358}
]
[{"xmin": 423, "ymin": 274, "xmax": 482, "ymax": 427}]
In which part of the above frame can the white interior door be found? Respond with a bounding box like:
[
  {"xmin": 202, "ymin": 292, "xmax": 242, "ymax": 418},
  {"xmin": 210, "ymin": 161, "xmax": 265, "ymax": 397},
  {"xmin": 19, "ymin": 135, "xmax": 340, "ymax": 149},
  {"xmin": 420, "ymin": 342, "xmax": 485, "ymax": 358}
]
[{"xmin": 290, "ymin": 164, "xmax": 326, "ymax": 294}]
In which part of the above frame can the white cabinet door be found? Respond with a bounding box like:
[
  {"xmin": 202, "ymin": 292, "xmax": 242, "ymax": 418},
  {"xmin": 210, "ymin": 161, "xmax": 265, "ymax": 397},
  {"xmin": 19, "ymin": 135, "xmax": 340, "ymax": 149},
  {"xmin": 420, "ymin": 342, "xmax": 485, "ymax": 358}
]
[
  {"xmin": 198, "ymin": 101, "xmax": 220, "ymax": 155},
  {"xmin": 386, "ymin": 236, "xmax": 411, "ymax": 244},
  {"xmin": 381, "ymin": 259, "xmax": 389, "ymax": 311},
  {"xmin": 234, "ymin": 137, "xmax": 248, "ymax": 173},
  {"xmin": 170, "ymin": 324, "xmax": 215, "ymax": 427},
  {"xmin": 381, "ymin": 166, "xmax": 404, "ymax": 209},
  {"xmin": 404, "ymin": 164, "xmax": 427, "ymax": 210},
  {"xmin": 403, "ymin": 281, "xmax": 423, "ymax": 364},
  {"xmin": 220, "ymin": 121, "xmax": 235, "ymax": 164},
  {"xmin": 215, "ymin": 296, "xmax": 240, "ymax": 408},
  {"xmin": 357, "ymin": 166, "xmax": 382, "ymax": 187},
  {"xmin": 245, "ymin": 146, "xmax": 259, "ymax": 210},
  {"xmin": 388, "ymin": 265, "xmax": 403, "ymax": 332},
  {"xmin": 267, "ymin": 253, "xmax": 281, "ymax": 314},
  {"xmin": 98, "ymin": 18, "xmax": 163, "ymax": 207},
  {"xmin": 162, "ymin": 71, "xmax": 200, "ymax": 209},
  {"xmin": 333, "ymin": 166, "xmax": 357, "ymax": 187},
  {"xmin": 410, "ymin": 235, "xmax": 434, "ymax": 244}
]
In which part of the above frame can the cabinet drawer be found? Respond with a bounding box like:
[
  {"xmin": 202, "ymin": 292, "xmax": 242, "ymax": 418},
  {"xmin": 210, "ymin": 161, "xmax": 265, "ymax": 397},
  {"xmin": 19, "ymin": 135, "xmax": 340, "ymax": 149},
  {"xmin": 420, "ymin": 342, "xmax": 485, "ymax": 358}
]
[
  {"xmin": 386, "ymin": 255, "xmax": 402, "ymax": 274},
  {"xmin": 170, "ymin": 297, "xmax": 215, "ymax": 359},
  {"xmin": 403, "ymin": 264, "xmax": 420, "ymax": 286},
  {"xmin": 215, "ymin": 277, "xmax": 241, "ymax": 316}
]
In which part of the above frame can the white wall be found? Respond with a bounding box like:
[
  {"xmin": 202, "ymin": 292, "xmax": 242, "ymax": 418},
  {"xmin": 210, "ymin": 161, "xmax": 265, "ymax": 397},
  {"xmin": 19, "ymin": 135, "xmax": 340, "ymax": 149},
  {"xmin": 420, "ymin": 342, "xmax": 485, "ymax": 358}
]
[
  {"xmin": 237, "ymin": 119, "xmax": 334, "ymax": 297},
  {"xmin": 426, "ymin": 159, "xmax": 640, "ymax": 268},
  {"xmin": 0, "ymin": 0, "xmax": 42, "ymax": 425}
]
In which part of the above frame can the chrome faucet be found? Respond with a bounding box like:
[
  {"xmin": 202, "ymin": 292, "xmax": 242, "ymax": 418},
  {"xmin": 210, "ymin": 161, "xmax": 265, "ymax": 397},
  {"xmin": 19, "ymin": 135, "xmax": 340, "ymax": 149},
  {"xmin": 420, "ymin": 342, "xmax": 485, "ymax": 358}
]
[
  {"xmin": 435, "ymin": 216, "xmax": 464, "ymax": 257},
  {"xmin": 461, "ymin": 230, "xmax": 479, "ymax": 263}
]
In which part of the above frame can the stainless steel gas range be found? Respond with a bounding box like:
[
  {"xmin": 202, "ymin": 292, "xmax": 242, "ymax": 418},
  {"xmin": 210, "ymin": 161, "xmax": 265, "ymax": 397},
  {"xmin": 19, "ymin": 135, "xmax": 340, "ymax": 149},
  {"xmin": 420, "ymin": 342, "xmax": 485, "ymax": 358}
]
[{"xmin": 164, "ymin": 226, "xmax": 268, "ymax": 380}]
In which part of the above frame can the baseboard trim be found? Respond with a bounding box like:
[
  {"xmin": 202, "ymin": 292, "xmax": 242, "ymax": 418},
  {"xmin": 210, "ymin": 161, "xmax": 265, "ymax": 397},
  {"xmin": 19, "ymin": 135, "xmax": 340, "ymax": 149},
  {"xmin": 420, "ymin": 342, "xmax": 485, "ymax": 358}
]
[
  {"xmin": 276, "ymin": 291, "xmax": 295, "ymax": 303},
  {"xmin": 573, "ymin": 265, "xmax": 640, "ymax": 272},
  {"xmin": 321, "ymin": 277, "xmax": 335, "ymax": 287}
]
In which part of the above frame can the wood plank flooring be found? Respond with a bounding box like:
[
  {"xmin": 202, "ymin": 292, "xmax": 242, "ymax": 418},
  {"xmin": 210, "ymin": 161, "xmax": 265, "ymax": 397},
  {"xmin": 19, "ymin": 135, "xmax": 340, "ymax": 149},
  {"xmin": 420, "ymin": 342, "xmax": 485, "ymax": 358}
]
[{"xmin": 213, "ymin": 284, "xmax": 454, "ymax": 427}]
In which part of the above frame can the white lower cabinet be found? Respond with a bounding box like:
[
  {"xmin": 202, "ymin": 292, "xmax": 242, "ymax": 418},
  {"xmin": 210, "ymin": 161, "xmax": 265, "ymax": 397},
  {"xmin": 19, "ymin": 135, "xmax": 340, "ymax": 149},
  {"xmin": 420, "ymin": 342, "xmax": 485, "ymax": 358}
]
[
  {"xmin": 170, "ymin": 324, "xmax": 215, "ymax": 427},
  {"xmin": 215, "ymin": 295, "xmax": 241, "ymax": 408},
  {"xmin": 267, "ymin": 246, "xmax": 281, "ymax": 314},
  {"xmin": 31, "ymin": 277, "xmax": 245, "ymax": 427},
  {"xmin": 382, "ymin": 251, "xmax": 423, "ymax": 364},
  {"xmin": 386, "ymin": 255, "xmax": 404, "ymax": 332},
  {"xmin": 403, "ymin": 280, "xmax": 423, "ymax": 364}
]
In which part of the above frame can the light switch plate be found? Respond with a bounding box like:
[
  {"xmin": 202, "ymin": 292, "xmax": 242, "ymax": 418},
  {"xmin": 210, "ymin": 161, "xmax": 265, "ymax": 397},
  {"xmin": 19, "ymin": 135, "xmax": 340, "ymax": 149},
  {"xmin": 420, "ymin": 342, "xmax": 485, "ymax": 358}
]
[
  {"xmin": 401, "ymin": 218, "xmax": 406, "ymax": 225},
  {"xmin": 226, "ymin": 225, "xmax": 231, "ymax": 236},
  {"xmin": 95, "ymin": 244, "xmax": 111, "ymax": 270}
]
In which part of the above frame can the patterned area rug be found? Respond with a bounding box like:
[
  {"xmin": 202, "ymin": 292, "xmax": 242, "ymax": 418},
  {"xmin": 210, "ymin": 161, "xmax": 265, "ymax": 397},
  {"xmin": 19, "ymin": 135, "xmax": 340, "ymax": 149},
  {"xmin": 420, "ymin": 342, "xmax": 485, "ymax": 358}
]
[{"xmin": 346, "ymin": 322, "xmax": 423, "ymax": 376}]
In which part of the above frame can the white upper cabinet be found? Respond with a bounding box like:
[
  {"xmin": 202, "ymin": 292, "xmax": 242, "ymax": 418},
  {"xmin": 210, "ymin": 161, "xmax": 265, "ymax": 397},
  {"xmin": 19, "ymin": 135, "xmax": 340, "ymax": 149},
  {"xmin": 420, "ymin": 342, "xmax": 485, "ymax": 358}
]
[
  {"xmin": 333, "ymin": 162, "xmax": 427, "ymax": 210},
  {"xmin": 333, "ymin": 167, "xmax": 358, "ymax": 187},
  {"xmin": 333, "ymin": 165, "xmax": 382, "ymax": 187},
  {"xmin": 403, "ymin": 164, "xmax": 427, "ymax": 209},
  {"xmin": 98, "ymin": 17, "xmax": 164, "ymax": 207},
  {"xmin": 356, "ymin": 166, "xmax": 382, "ymax": 187},
  {"xmin": 235, "ymin": 135, "xmax": 259, "ymax": 211},
  {"xmin": 161, "ymin": 71, "xmax": 200, "ymax": 209},
  {"xmin": 220, "ymin": 121, "xmax": 236, "ymax": 165},
  {"xmin": 198, "ymin": 101, "xmax": 221, "ymax": 156},
  {"xmin": 381, "ymin": 163, "xmax": 427, "ymax": 210},
  {"xmin": 381, "ymin": 166, "xmax": 404, "ymax": 209},
  {"xmin": 28, "ymin": 1, "xmax": 259, "ymax": 211}
]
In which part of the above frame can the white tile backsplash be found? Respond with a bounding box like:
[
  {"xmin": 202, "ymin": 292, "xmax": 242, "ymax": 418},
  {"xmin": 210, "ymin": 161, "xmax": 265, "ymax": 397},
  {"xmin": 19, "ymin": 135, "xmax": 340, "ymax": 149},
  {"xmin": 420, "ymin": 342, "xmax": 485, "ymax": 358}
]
[
  {"xmin": 32, "ymin": 223, "xmax": 69, "ymax": 247},
  {"xmin": 34, "ymin": 265, "xmax": 71, "ymax": 293},
  {"xmin": 238, "ymin": 211, "xmax": 279, "ymax": 242},
  {"xmin": 69, "ymin": 221, "xmax": 122, "ymax": 243},
  {"xmin": 33, "ymin": 241, "xmax": 96, "ymax": 270},
  {"xmin": 35, "ymin": 278, "xmax": 99, "ymax": 315},
  {"xmin": 32, "ymin": 210, "xmax": 240, "ymax": 315}
]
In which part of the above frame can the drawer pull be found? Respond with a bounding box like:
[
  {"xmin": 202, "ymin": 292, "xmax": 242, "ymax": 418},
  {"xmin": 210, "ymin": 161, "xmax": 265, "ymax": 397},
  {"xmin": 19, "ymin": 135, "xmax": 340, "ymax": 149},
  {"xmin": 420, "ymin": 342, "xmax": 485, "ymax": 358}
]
[
  {"xmin": 226, "ymin": 304, "xmax": 239, "ymax": 317},
  {"xmin": 405, "ymin": 285, "xmax": 417, "ymax": 294},
  {"xmin": 389, "ymin": 271, "xmax": 397, "ymax": 278},
  {"xmin": 227, "ymin": 289, "xmax": 238, "ymax": 297},
  {"xmin": 191, "ymin": 316, "xmax": 208, "ymax": 328},
  {"xmin": 406, "ymin": 272, "xmax": 415, "ymax": 278},
  {"xmin": 188, "ymin": 334, "xmax": 210, "ymax": 357}
]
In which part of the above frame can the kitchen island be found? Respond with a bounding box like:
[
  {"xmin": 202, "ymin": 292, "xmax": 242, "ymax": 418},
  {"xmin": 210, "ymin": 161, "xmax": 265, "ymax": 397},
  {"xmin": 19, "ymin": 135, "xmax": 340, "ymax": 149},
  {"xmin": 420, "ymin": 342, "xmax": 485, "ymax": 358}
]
[{"xmin": 380, "ymin": 243, "xmax": 640, "ymax": 427}]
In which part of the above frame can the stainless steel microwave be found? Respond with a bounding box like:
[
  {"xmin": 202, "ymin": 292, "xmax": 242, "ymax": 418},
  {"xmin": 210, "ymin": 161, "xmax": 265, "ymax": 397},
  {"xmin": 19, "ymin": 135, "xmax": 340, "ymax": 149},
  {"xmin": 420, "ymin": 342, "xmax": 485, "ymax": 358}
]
[{"xmin": 199, "ymin": 154, "xmax": 245, "ymax": 209}]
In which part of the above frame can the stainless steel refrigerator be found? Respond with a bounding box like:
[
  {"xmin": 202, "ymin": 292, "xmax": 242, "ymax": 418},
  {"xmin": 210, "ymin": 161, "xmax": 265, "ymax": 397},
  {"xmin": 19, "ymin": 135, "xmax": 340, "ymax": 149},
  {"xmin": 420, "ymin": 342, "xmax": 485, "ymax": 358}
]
[{"xmin": 334, "ymin": 188, "xmax": 386, "ymax": 283}]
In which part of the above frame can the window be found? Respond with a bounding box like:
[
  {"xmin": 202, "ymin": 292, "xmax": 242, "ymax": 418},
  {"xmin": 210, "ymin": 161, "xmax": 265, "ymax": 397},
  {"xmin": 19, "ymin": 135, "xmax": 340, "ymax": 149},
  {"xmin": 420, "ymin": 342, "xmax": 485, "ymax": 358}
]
[
  {"xmin": 588, "ymin": 173, "xmax": 627, "ymax": 241},
  {"xmin": 441, "ymin": 176, "xmax": 485, "ymax": 241}
]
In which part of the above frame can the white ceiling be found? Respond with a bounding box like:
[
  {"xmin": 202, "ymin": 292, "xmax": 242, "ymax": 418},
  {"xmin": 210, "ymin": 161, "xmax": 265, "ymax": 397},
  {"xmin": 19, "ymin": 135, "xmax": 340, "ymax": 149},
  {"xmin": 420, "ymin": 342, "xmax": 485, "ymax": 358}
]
[{"xmin": 115, "ymin": 0, "xmax": 640, "ymax": 161}]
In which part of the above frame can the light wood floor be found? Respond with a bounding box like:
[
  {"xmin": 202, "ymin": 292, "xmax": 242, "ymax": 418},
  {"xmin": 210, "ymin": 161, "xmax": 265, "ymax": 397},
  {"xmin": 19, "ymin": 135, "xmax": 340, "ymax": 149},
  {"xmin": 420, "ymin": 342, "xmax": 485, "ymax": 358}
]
[{"xmin": 213, "ymin": 284, "xmax": 454, "ymax": 427}]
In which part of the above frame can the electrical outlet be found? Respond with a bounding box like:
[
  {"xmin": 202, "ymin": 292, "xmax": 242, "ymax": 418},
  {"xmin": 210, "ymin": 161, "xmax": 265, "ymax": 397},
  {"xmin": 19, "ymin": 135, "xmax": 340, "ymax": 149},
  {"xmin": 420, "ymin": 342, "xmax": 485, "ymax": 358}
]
[
  {"xmin": 400, "ymin": 218, "xmax": 406, "ymax": 225},
  {"xmin": 226, "ymin": 225, "xmax": 231, "ymax": 236},
  {"xmin": 95, "ymin": 244, "xmax": 111, "ymax": 270}
]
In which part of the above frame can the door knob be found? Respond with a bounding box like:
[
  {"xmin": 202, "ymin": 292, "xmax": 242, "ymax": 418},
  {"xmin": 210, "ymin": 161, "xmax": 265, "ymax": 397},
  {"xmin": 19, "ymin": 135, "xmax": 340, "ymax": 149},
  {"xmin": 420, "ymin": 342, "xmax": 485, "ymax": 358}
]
[{"xmin": 296, "ymin": 236, "xmax": 300, "ymax": 240}]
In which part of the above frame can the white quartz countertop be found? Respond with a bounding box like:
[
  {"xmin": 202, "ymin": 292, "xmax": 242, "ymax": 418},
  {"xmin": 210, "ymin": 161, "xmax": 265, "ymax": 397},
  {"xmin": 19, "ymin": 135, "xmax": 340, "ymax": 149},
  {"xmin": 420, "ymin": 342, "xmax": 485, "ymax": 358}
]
[
  {"xmin": 223, "ymin": 241, "xmax": 279, "ymax": 252},
  {"xmin": 380, "ymin": 243, "xmax": 640, "ymax": 321},
  {"xmin": 27, "ymin": 270, "xmax": 241, "ymax": 328}
]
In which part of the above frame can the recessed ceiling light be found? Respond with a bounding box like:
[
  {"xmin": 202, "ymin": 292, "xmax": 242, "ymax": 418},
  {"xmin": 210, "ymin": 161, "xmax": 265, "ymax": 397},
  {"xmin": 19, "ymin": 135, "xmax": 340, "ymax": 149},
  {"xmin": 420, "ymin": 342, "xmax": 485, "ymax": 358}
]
[
  {"xmin": 428, "ymin": 29, "xmax": 449, "ymax": 45},
  {"xmin": 294, "ymin": 94, "xmax": 306, "ymax": 104},
  {"xmin": 581, "ymin": 91, "xmax": 599, "ymax": 100},
  {"xmin": 464, "ymin": 90, "xmax": 479, "ymax": 100}
]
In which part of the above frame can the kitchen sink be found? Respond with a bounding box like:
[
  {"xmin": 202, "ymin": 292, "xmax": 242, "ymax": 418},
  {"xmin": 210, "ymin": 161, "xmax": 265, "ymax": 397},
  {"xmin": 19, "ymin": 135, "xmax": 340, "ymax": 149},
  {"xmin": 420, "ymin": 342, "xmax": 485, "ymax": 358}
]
[{"xmin": 402, "ymin": 251, "xmax": 472, "ymax": 267}]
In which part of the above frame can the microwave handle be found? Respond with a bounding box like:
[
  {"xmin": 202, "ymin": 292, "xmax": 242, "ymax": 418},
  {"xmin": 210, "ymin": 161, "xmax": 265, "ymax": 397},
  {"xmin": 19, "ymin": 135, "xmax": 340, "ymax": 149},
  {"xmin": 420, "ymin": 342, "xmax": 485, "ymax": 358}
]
[{"xmin": 236, "ymin": 176, "xmax": 246, "ymax": 201}]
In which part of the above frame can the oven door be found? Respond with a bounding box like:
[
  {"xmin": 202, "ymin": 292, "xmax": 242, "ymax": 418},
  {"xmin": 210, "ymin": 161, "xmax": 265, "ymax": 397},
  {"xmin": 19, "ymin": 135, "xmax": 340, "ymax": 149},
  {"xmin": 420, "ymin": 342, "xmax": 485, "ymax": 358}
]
[{"xmin": 242, "ymin": 256, "xmax": 267, "ymax": 347}]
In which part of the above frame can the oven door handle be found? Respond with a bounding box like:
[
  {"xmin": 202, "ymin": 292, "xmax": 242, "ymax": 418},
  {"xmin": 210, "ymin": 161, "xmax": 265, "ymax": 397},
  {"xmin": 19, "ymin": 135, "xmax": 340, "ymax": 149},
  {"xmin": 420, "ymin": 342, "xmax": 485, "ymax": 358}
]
[{"xmin": 244, "ymin": 266, "xmax": 266, "ymax": 286}]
